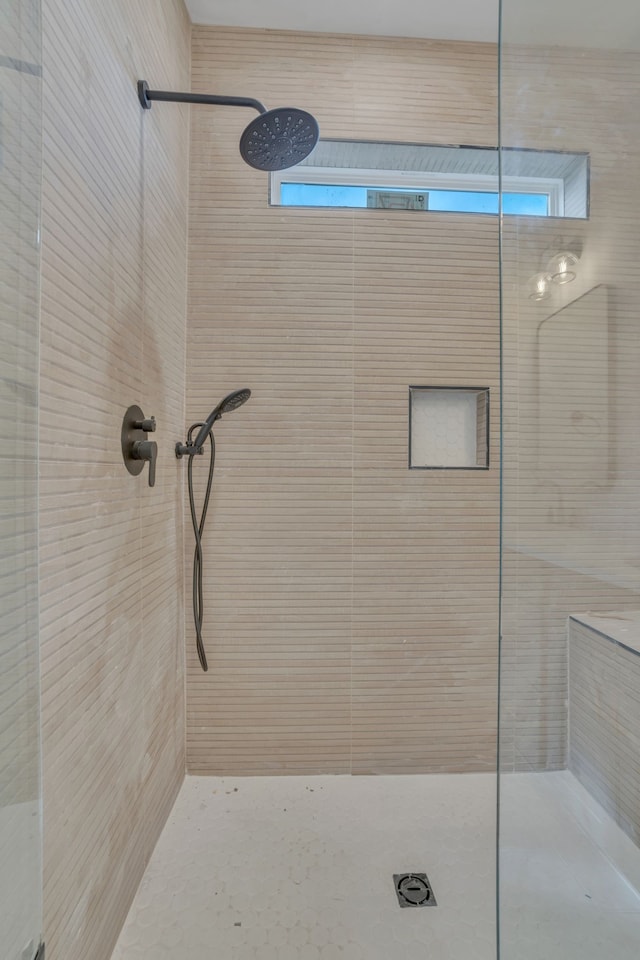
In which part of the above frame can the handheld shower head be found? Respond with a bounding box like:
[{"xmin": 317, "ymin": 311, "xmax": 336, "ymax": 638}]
[
  {"xmin": 178, "ymin": 387, "xmax": 251, "ymax": 672},
  {"xmin": 218, "ymin": 387, "xmax": 252, "ymax": 416},
  {"xmin": 190, "ymin": 388, "xmax": 251, "ymax": 453}
]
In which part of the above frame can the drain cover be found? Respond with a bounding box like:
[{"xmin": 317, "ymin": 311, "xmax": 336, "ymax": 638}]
[{"xmin": 394, "ymin": 873, "xmax": 437, "ymax": 908}]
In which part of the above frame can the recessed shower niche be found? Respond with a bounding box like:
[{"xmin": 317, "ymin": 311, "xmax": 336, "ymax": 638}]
[{"xmin": 409, "ymin": 386, "xmax": 490, "ymax": 469}]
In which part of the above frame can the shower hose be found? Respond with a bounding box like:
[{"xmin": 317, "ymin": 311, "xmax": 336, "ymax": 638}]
[{"xmin": 186, "ymin": 421, "xmax": 215, "ymax": 672}]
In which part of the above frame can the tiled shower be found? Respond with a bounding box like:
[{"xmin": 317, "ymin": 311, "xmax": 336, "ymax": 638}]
[
  {"xmin": 2, "ymin": 1, "xmax": 640, "ymax": 959},
  {"xmin": 186, "ymin": 26, "xmax": 500, "ymax": 778}
]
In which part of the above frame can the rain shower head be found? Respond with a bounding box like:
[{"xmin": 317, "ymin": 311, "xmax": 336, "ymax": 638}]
[
  {"xmin": 190, "ymin": 388, "xmax": 251, "ymax": 454},
  {"xmin": 138, "ymin": 81, "xmax": 319, "ymax": 171},
  {"xmin": 239, "ymin": 108, "xmax": 319, "ymax": 171}
]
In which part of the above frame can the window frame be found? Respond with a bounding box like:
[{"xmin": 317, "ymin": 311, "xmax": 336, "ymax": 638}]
[{"xmin": 271, "ymin": 165, "xmax": 565, "ymax": 216}]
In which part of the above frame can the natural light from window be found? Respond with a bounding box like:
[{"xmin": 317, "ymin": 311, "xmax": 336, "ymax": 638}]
[
  {"xmin": 279, "ymin": 183, "xmax": 550, "ymax": 216},
  {"xmin": 271, "ymin": 140, "xmax": 589, "ymax": 218}
]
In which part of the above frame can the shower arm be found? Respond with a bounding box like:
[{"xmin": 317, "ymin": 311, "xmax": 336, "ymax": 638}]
[{"xmin": 137, "ymin": 81, "xmax": 267, "ymax": 114}]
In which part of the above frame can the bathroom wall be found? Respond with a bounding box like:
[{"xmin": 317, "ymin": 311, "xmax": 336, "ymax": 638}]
[
  {"xmin": 186, "ymin": 27, "xmax": 501, "ymax": 775},
  {"xmin": 1, "ymin": 2, "xmax": 43, "ymax": 956},
  {"xmin": 1, "ymin": 0, "xmax": 41, "ymax": 808},
  {"xmin": 499, "ymin": 43, "xmax": 640, "ymax": 770},
  {"xmin": 569, "ymin": 615, "xmax": 640, "ymax": 846},
  {"xmin": 39, "ymin": 1, "xmax": 190, "ymax": 958}
]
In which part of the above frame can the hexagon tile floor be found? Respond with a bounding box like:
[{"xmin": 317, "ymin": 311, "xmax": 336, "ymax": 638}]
[{"xmin": 111, "ymin": 772, "xmax": 640, "ymax": 960}]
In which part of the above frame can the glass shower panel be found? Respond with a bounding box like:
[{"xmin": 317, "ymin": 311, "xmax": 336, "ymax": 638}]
[
  {"xmin": 499, "ymin": 1, "xmax": 640, "ymax": 956},
  {"xmin": 0, "ymin": 1, "xmax": 43, "ymax": 958}
]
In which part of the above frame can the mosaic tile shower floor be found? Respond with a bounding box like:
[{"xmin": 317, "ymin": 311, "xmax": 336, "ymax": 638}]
[{"xmin": 111, "ymin": 772, "xmax": 640, "ymax": 960}]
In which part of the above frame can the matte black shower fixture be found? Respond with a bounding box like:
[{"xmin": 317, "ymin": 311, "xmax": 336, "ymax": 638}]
[
  {"xmin": 175, "ymin": 388, "xmax": 251, "ymax": 459},
  {"xmin": 137, "ymin": 81, "xmax": 319, "ymax": 171},
  {"xmin": 177, "ymin": 389, "xmax": 251, "ymax": 672}
]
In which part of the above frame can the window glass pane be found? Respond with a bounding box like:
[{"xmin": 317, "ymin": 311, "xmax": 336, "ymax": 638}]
[
  {"xmin": 280, "ymin": 183, "xmax": 551, "ymax": 217},
  {"xmin": 280, "ymin": 183, "xmax": 368, "ymax": 206},
  {"xmin": 273, "ymin": 139, "xmax": 589, "ymax": 217},
  {"xmin": 502, "ymin": 192, "xmax": 549, "ymax": 215},
  {"xmin": 428, "ymin": 191, "xmax": 500, "ymax": 214}
]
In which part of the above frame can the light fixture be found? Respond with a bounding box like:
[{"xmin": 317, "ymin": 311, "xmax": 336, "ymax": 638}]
[
  {"xmin": 546, "ymin": 250, "xmax": 579, "ymax": 284},
  {"xmin": 527, "ymin": 272, "xmax": 553, "ymax": 301}
]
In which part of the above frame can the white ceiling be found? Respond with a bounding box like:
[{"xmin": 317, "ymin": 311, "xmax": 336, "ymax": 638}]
[
  {"xmin": 185, "ymin": 0, "xmax": 640, "ymax": 49},
  {"xmin": 185, "ymin": 0, "xmax": 500, "ymax": 43}
]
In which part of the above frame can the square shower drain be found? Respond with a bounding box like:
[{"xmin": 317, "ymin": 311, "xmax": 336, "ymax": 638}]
[{"xmin": 394, "ymin": 873, "xmax": 437, "ymax": 907}]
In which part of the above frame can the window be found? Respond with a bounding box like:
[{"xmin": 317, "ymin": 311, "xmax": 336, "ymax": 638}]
[{"xmin": 271, "ymin": 140, "xmax": 589, "ymax": 219}]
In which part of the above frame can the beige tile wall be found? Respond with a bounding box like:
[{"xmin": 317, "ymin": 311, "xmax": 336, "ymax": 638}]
[
  {"xmin": 39, "ymin": 1, "xmax": 190, "ymax": 958},
  {"xmin": 1, "ymin": 4, "xmax": 43, "ymax": 957},
  {"xmin": 569, "ymin": 616, "xmax": 640, "ymax": 846},
  {"xmin": 186, "ymin": 27, "xmax": 501, "ymax": 775},
  {"xmin": 499, "ymin": 44, "xmax": 640, "ymax": 770},
  {"xmin": 0, "ymin": 0, "xmax": 42, "ymax": 813}
]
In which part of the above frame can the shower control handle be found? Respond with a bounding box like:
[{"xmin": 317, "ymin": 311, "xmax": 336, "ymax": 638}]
[
  {"xmin": 132, "ymin": 440, "xmax": 157, "ymax": 487},
  {"xmin": 134, "ymin": 416, "xmax": 156, "ymax": 433},
  {"xmin": 121, "ymin": 405, "xmax": 158, "ymax": 487}
]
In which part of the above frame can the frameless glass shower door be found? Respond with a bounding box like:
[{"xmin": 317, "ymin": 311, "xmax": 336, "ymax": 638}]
[
  {"xmin": 0, "ymin": 1, "xmax": 43, "ymax": 958},
  {"xmin": 499, "ymin": 1, "xmax": 640, "ymax": 956}
]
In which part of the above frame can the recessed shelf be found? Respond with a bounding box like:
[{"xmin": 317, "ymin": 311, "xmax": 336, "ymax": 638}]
[{"xmin": 409, "ymin": 386, "xmax": 490, "ymax": 470}]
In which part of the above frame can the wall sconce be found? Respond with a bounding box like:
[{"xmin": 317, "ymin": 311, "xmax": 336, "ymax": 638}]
[
  {"xmin": 527, "ymin": 249, "xmax": 580, "ymax": 302},
  {"xmin": 546, "ymin": 250, "xmax": 579, "ymax": 284},
  {"xmin": 527, "ymin": 272, "xmax": 553, "ymax": 301}
]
